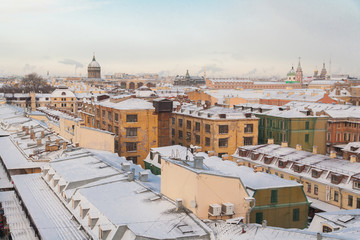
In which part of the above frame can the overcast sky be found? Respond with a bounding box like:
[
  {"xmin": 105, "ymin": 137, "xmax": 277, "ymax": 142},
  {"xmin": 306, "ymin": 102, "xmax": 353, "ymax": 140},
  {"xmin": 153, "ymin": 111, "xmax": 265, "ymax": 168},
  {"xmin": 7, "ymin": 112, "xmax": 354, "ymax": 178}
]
[{"xmin": 0, "ymin": 0, "xmax": 359, "ymax": 77}]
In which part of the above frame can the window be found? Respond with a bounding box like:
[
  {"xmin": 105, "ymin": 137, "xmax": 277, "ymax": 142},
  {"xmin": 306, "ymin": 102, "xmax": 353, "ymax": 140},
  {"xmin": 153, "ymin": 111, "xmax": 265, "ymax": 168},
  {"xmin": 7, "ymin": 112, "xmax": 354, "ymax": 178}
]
[
  {"xmin": 205, "ymin": 124, "xmax": 210, "ymax": 133},
  {"xmin": 115, "ymin": 113, "xmax": 119, "ymax": 122},
  {"xmin": 97, "ymin": 109, "xmax": 100, "ymax": 117},
  {"xmin": 126, "ymin": 142, "xmax": 137, "ymax": 152},
  {"xmin": 334, "ymin": 191, "xmax": 339, "ymax": 202},
  {"xmin": 102, "ymin": 110, "xmax": 105, "ymax": 118},
  {"xmin": 96, "ymin": 121, "xmax": 100, "ymax": 128},
  {"xmin": 195, "ymin": 135, "xmax": 200, "ymax": 144},
  {"xmin": 307, "ymin": 183, "xmax": 311, "ymax": 193},
  {"xmin": 305, "ymin": 121, "xmax": 309, "ymax": 130},
  {"xmin": 126, "ymin": 128, "xmax": 137, "ymax": 137},
  {"xmin": 354, "ymin": 181, "xmax": 360, "ymax": 190},
  {"xmin": 178, "ymin": 130, "xmax": 183, "ymax": 139},
  {"xmin": 219, "ymin": 125, "xmax": 228, "ymax": 134},
  {"xmin": 219, "ymin": 138, "xmax": 228, "ymax": 147},
  {"xmin": 255, "ymin": 212, "xmax": 263, "ymax": 224},
  {"xmin": 108, "ymin": 125, "xmax": 112, "ymax": 132},
  {"xmin": 171, "ymin": 128, "xmax": 175, "ymax": 137},
  {"xmin": 115, "ymin": 126, "xmax": 119, "ymax": 136},
  {"xmin": 114, "ymin": 140, "xmax": 119, "ymax": 152},
  {"xmin": 293, "ymin": 208, "xmax": 300, "ymax": 222},
  {"xmin": 172, "ymin": 117, "xmax": 175, "ymax": 125},
  {"xmin": 178, "ymin": 119, "xmax": 183, "ymax": 127},
  {"xmin": 186, "ymin": 132, "xmax": 191, "ymax": 141},
  {"xmin": 127, "ymin": 156, "xmax": 138, "ymax": 164},
  {"xmin": 205, "ymin": 137, "xmax": 210, "ymax": 146},
  {"xmin": 323, "ymin": 226, "xmax": 332, "ymax": 233},
  {"xmin": 344, "ymin": 133, "xmax": 347, "ymax": 141},
  {"xmin": 305, "ymin": 134, "xmax": 309, "ymax": 143},
  {"xmin": 357, "ymin": 198, "xmax": 360, "ymax": 209},
  {"xmin": 126, "ymin": 114, "xmax": 137, "ymax": 122},
  {"xmin": 244, "ymin": 124, "xmax": 253, "ymax": 133},
  {"xmin": 271, "ymin": 190, "xmax": 278, "ymax": 204},
  {"xmin": 108, "ymin": 111, "xmax": 112, "ymax": 121},
  {"xmin": 327, "ymin": 132, "xmax": 331, "ymax": 141},
  {"xmin": 195, "ymin": 122, "xmax": 200, "ymax": 131},
  {"xmin": 348, "ymin": 195, "xmax": 353, "ymax": 207},
  {"xmin": 280, "ymin": 174, "xmax": 284, "ymax": 178},
  {"xmin": 186, "ymin": 120, "xmax": 191, "ymax": 129},
  {"xmin": 244, "ymin": 137, "xmax": 253, "ymax": 146},
  {"xmin": 314, "ymin": 185, "xmax": 319, "ymax": 195}
]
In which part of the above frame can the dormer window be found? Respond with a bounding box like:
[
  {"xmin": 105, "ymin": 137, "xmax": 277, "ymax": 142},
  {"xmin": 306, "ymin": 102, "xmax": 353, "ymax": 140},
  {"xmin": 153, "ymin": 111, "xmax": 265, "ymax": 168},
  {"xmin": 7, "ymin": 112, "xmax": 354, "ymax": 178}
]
[
  {"xmin": 331, "ymin": 173, "xmax": 343, "ymax": 185},
  {"xmin": 264, "ymin": 156, "xmax": 273, "ymax": 164},
  {"xmin": 353, "ymin": 180, "xmax": 360, "ymax": 190},
  {"xmin": 293, "ymin": 164, "xmax": 305, "ymax": 173},
  {"xmin": 61, "ymin": 92, "xmax": 66, "ymax": 96},
  {"xmin": 278, "ymin": 160, "xmax": 287, "ymax": 168},
  {"xmin": 312, "ymin": 169, "xmax": 322, "ymax": 178}
]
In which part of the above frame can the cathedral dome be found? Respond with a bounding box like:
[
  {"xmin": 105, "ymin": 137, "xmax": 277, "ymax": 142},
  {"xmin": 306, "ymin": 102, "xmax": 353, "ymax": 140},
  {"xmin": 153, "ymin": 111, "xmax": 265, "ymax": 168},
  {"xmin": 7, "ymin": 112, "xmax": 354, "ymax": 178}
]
[
  {"xmin": 88, "ymin": 56, "xmax": 100, "ymax": 68},
  {"xmin": 287, "ymin": 66, "xmax": 296, "ymax": 76}
]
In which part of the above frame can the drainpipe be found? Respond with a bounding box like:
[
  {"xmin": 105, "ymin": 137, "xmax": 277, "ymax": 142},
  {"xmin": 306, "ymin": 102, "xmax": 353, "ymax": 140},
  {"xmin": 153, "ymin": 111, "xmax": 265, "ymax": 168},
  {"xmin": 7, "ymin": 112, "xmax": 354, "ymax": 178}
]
[
  {"xmin": 245, "ymin": 197, "xmax": 256, "ymax": 224},
  {"xmin": 339, "ymin": 187, "xmax": 343, "ymax": 209}
]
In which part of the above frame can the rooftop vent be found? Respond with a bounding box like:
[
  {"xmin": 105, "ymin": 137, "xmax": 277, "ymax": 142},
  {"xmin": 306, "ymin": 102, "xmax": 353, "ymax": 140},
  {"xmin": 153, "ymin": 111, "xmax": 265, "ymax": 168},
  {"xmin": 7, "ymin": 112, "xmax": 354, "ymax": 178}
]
[
  {"xmin": 139, "ymin": 171, "xmax": 149, "ymax": 182},
  {"xmin": 194, "ymin": 156, "xmax": 204, "ymax": 169}
]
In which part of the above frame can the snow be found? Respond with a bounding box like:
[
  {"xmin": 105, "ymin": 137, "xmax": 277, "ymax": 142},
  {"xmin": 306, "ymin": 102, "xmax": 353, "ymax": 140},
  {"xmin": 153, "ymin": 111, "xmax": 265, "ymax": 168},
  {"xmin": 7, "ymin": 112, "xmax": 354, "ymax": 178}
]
[
  {"xmin": 97, "ymin": 98, "xmax": 155, "ymax": 110},
  {"xmin": 12, "ymin": 174, "xmax": 88, "ymax": 240},
  {"xmin": 0, "ymin": 136, "xmax": 44, "ymax": 170}
]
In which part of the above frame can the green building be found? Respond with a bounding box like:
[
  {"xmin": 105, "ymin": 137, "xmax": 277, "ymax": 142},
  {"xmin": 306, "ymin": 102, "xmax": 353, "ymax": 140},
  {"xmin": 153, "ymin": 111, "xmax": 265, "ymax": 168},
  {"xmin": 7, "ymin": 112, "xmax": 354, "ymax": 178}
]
[{"xmin": 256, "ymin": 109, "xmax": 327, "ymax": 154}]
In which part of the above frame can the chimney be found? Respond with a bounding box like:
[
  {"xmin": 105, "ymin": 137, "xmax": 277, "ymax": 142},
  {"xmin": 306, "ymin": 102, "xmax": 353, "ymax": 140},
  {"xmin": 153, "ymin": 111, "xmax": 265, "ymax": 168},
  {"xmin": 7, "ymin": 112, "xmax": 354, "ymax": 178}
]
[
  {"xmin": 196, "ymin": 101, "xmax": 201, "ymax": 107},
  {"xmin": 317, "ymin": 233, "xmax": 322, "ymax": 240},
  {"xmin": 330, "ymin": 150, "xmax": 336, "ymax": 158},
  {"xmin": 176, "ymin": 104, "xmax": 181, "ymax": 112},
  {"xmin": 128, "ymin": 168, "xmax": 135, "ymax": 181},
  {"xmin": 262, "ymin": 220, "xmax": 267, "ymax": 228},
  {"xmin": 281, "ymin": 142, "xmax": 288, "ymax": 147},
  {"xmin": 350, "ymin": 155, "xmax": 357, "ymax": 163},
  {"xmin": 267, "ymin": 138, "xmax": 274, "ymax": 144},
  {"xmin": 30, "ymin": 125, "xmax": 33, "ymax": 130},
  {"xmin": 37, "ymin": 139, "xmax": 42, "ymax": 146},
  {"xmin": 45, "ymin": 142, "xmax": 50, "ymax": 152},
  {"xmin": 41, "ymin": 131, "xmax": 45, "ymax": 138},
  {"xmin": 313, "ymin": 146, "xmax": 318, "ymax": 154},
  {"xmin": 296, "ymin": 144, "xmax": 302, "ymax": 151},
  {"xmin": 22, "ymin": 126, "xmax": 26, "ymax": 131},
  {"xmin": 48, "ymin": 136, "xmax": 51, "ymax": 141},
  {"xmin": 75, "ymin": 142, "xmax": 79, "ymax": 147},
  {"xmin": 139, "ymin": 171, "xmax": 149, "ymax": 182},
  {"xmin": 30, "ymin": 130, "xmax": 35, "ymax": 140},
  {"xmin": 194, "ymin": 156, "xmax": 204, "ymax": 169},
  {"xmin": 176, "ymin": 199, "xmax": 183, "ymax": 211},
  {"xmin": 121, "ymin": 162, "xmax": 131, "ymax": 172},
  {"xmin": 25, "ymin": 127, "xmax": 29, "ymax": 135},
  {"xmin": 62, "ymin": 142, "xmax": 67, "ymax": 150},
  {"xmin": 222, "ymin": 154, "xmax": 229, "ymax": 161}
]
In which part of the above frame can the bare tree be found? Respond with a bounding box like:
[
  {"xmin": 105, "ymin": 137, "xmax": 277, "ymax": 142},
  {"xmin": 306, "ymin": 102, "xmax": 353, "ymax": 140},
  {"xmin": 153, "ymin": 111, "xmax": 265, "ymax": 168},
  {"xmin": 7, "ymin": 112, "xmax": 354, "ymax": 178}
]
[{"xmin": 20, "ymin": 73, "xmax": 54, "ymax": 93}]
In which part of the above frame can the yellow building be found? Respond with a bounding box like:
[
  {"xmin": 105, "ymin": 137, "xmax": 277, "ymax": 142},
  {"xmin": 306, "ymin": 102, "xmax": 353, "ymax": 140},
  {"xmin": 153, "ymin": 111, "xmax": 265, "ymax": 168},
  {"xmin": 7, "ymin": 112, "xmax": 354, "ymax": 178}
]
[
  {"xmin": 161, "ymin": 152, "xmax": 309, "ymax": 228},
  {"xmin": 233, "ymin": 143, "xmax": 360, "ymax": 216},
  {"xmin": 80, "ymin": 97, "xmax": 160, "ymax": 167},
  {"xmin": 50, "ymin": 87, "xmax": 77, "ymax": 113},
  {"xmin": 171, "ymin": 104, "xmax": 258, "ymax": 158}
]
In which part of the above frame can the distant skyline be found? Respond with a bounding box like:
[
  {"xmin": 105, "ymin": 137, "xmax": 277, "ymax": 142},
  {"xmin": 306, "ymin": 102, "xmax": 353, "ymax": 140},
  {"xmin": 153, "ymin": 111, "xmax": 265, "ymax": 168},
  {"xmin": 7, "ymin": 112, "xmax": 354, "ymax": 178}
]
[{"xmin": 0, "ymin": 0, "xmax": 359, "ymax": 77}]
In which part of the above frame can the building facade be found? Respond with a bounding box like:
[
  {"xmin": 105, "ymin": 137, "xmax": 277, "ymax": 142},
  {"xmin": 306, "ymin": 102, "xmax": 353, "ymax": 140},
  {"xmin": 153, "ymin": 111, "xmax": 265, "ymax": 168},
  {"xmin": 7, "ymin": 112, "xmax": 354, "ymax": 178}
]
[
  {"xmin": 171, "ymin": 104, "xmax": 258, "ymax": 157},
  {"xmin": 87, "ymin": 55, "xmax": 101, "ymax": 79},
  {"xmin": 49, "ymin": 87, "xmax": 77, "ymax": 113},
  {"xmin": 80, "ymin": 97, "xmax": 164, "ymax": 167}
]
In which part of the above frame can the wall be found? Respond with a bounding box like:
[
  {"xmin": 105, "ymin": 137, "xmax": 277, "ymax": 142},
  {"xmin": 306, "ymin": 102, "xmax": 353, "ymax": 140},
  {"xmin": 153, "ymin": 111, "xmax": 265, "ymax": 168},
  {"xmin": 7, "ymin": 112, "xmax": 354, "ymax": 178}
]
[{"xmin": 161, "ymin": 159, "xmax": 250, "ymax": 221}]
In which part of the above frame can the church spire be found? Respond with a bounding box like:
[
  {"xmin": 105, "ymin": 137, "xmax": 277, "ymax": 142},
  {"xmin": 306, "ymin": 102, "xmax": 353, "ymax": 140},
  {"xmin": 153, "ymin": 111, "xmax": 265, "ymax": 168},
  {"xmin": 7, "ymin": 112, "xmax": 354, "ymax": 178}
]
[{"xmin": 92, "ymin": 52, "xmax": 96, "ymax": 61}]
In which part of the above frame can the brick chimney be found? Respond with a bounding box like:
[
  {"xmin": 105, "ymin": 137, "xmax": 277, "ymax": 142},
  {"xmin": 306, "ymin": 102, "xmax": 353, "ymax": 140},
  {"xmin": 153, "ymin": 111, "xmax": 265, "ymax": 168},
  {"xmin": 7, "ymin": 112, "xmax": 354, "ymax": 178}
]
[
  {"xmin": 37, "ymin": 139, "xmax": 42, "ymax": 146},
  {"xmin": 281, "ymin": 142, "xmax": 288, "ymax": 147},
  {"xmin": 330, "ymin": 151, "xmax": 336, "ymax": 158},
  {"xmin": 296, "ymin": 144, "xmax": 302, "ymax": 151},
  {"xmin": 63, "ymin": 142, "xmax": 67, "ymax": 150},
  {"xmin": 267, "ymin": 138, "xmax": 274, "ymax": 144},
  {"xmin": 222, "ymin": 154, "xmax": 229, "ymax": 161},
  {"xmin": 41, "ymin": 131, "xmax": 45, "ymax": 138},
  {"xmin": 30, "ymin": 130, "xmax": 35, "ymax": 140}
]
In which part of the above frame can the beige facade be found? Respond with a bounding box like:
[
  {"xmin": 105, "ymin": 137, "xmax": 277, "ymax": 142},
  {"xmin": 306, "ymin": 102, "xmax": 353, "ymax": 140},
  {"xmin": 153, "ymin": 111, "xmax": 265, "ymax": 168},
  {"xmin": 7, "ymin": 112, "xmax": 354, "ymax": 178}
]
[{"xmin": 171, "ymin": 104, "xmax": 258, "ymax": 158}]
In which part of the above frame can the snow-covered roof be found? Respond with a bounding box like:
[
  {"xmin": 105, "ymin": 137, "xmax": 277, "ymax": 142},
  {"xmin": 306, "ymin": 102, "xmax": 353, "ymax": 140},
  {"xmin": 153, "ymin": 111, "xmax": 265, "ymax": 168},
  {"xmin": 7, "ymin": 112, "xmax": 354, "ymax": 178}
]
[
  {"xmin": 50, "ymin": 88, "xmax": 76, "ymax": 98},
  {"xmin": 97, "ymin": 98, "xmax": 155, "ymax": 110}
]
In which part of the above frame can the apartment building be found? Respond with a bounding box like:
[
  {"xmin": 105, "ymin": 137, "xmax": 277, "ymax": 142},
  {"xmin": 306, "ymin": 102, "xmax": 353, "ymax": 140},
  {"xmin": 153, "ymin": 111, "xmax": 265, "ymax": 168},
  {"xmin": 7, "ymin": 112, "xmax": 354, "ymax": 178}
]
[
  {"xmin": 49, "ymin": 87, "xmax": 77, "ymax": 113},
  {"xmin": 171, "ymin": 104, "xmax": 258, "ymax": 157},
  {"xmin": 80, "ymin": 97, "xmax": 172, "ymax": 167},
  {"xmin": 233, "ymin": 143, "xmax": 360, "ymax": 217},
  {"xmin": 161, "ymin": 151, "xmax": 309, "ymax": 228}
]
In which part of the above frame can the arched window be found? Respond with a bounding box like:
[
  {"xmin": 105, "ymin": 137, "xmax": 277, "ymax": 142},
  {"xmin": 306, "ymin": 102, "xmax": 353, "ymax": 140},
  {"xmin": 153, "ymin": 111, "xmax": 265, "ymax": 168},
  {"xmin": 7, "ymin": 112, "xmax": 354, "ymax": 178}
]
[{"xmin": 61, "ymin": 92, "xmax": 66, "ymax": 96}]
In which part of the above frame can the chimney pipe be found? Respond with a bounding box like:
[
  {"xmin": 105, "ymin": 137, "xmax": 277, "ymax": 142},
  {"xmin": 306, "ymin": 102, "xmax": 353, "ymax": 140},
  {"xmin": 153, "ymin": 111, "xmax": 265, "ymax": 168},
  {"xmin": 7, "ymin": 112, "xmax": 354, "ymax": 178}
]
[
  {"xmin": 267, "ymin": 138, "xmax": 274, "ymax": 144},
  {"xmin": 296, "ymin": 144, "xmax": 302, "ymax": 151},
  {"xmin": 350, "ymin": 155, "xmax": 357, "ymax": 163},
  {"xmin": 313, "ymin": 146, "xmax": 318, "ymax": 154},
  {"xmin": 330, "ymin": 151, "xmax": 336, "ymax": 158},
  {"xmin": 281, "ymin": 142, "xmax": 288, "ymax": 147}
]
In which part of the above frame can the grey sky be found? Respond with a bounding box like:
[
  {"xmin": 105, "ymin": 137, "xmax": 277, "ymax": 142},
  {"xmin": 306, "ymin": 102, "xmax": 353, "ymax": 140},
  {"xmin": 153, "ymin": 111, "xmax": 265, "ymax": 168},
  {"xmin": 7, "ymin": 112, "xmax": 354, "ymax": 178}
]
[{"xmin": 0, "ymin": 0, "xmax": 359, "ymax": 77}]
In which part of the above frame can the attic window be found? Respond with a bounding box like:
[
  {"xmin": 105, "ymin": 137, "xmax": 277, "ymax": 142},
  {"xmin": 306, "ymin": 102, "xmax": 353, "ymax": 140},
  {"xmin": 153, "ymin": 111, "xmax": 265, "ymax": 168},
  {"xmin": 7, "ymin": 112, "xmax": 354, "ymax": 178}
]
[
  {"xmin": 219, "ymin": 114, "xmax": 226, "ymax": 119},
  {"xmin": 353, "ymin": 180, "xmax": 360, "ymax": 190},
  {"xmin": 150, "ymin": 151, "xmax": 154, "ymax": 160},
  {"xmin": 278, "ymin": 160, "xmax": 287, "ymax": 168},
  {"xmin": 312, "ymin": 169, "xmax": 322, "ymax": 178},
  {"xmin": 331, "ymin": 174, "xmax": 343, "ymax": 185},
  {"xmin": 350, "ymin": 146, "xmax": 359, "ymax": 152},
  {"xmin": 61, "ymin": 92, "xmax": 66, "ymax": 96}
]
